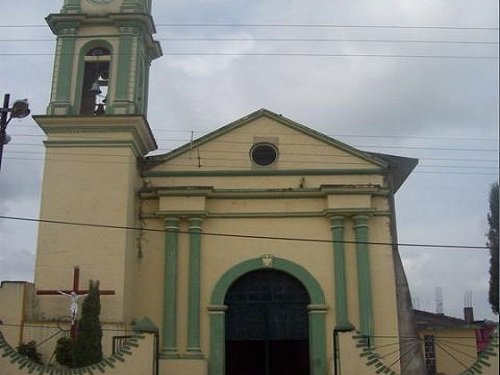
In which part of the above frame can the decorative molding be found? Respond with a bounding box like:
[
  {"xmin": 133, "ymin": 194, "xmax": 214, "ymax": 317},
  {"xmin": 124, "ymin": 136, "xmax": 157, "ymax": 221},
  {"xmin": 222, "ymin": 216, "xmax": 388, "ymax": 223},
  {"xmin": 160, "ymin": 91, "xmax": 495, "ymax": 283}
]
[{"xmin": 261, "ymin": 254, "xmax": 274, "ymax": 268}]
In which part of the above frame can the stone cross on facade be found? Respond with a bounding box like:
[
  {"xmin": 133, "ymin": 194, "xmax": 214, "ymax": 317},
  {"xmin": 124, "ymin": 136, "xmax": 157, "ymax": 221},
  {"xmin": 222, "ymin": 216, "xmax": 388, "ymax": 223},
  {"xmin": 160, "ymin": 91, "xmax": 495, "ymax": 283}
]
[{"xmin": 36, "ymin": 266, "xmax": 115, "ymax": 338}]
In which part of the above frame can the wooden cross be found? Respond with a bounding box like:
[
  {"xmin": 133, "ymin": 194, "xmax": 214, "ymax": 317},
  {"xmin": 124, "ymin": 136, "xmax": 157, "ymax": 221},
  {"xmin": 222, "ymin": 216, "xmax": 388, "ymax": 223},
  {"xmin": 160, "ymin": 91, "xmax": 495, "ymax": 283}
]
[{"xmin": 36, "ymin": 266, "xmax": 115, "ymax": 338}]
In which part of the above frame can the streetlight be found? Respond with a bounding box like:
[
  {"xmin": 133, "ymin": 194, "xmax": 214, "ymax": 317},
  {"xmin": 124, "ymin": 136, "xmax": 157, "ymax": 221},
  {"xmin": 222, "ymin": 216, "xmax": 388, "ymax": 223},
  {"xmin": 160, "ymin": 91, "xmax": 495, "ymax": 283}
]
[{"xmin": 0, "ymin": 93, "xmax": 30, "ymax": 172}]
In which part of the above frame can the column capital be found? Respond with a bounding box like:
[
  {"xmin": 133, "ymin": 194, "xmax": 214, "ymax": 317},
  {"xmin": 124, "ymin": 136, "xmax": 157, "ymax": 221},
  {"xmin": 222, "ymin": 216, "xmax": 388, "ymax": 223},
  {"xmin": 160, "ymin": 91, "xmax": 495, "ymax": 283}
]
[
  {"xmin": 353, "ymin": 215, "xmax": 370, "ymax": 228},
  {"xmin": 328, "ymin": 215, "xmax": 345, "ymax": 228},
  {"xmin": 164, "ymin": 217, "xmax": 180, "ymax": 228},
  {"xmin": 188, "ymin": 216, "xmax": 204, "ymax": 229}
]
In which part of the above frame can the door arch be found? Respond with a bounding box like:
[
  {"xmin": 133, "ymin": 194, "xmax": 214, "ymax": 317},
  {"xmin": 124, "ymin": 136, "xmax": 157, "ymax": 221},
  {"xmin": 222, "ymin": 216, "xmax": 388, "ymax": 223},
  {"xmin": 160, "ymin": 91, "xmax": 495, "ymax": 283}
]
[
  {"xmin": 209, "ymin": 257, "xmax": 327, "ymax": 375},
  {"xmin": 225, "ymin": 270, "xmax": 310, "ymax": 375}
]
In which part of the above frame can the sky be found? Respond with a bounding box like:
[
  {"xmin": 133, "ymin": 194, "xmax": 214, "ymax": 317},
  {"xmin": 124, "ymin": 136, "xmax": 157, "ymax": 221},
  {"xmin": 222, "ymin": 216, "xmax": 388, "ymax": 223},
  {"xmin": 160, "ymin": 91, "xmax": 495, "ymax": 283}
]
[{"xmin": 0, "ymin": 0, "xmax": 498, "ymax": 320}]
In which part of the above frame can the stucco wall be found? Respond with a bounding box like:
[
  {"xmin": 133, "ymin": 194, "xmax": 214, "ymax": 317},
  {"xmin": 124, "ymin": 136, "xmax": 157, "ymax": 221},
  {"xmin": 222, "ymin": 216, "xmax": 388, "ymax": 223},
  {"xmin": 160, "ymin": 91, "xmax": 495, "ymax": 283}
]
[{"xmin": 0, "ymin": 329, "xmax": 156, "ymax": 375}]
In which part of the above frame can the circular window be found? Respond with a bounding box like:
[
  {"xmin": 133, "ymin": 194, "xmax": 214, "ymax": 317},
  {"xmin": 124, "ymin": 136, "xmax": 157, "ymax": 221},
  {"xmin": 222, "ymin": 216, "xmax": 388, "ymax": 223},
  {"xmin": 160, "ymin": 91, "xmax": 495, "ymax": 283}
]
[{"xmin": 250, "ymin": 143, "xmax": 278, "ymax": 166}]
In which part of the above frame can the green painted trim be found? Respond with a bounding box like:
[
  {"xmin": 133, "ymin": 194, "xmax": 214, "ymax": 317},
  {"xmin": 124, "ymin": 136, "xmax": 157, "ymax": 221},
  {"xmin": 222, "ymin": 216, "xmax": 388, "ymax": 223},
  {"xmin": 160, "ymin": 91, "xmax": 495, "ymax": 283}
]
[
  {"xmin": 209, "ymin": 257, "xmax": 327, "ymax": 375},
  {"xmin": 208, "ymin": 306, "xmax": 227, "ymax": 375},
  {"xmin": 0, "ymin": 329, "xmax": 146, "ymax": 373},
  {"xmin": 186, "ymin": 217, "xmax": 204, "ymax": 358},
  {"xmin": 330, "ymin": 216, "xmax": 355, "ymax": 331},
  {"xmin": 114, "ymin": 34, "xmax": 134, "ymax": 112},
  {"xmin": 354, "ymin": 215, "xmax": 374, "ymax": 340},
  {"xmin": 62, "ymin": 0, "xmax": 81, "ymax": 13},
  {"xmin": 352, "ymin": 332, "xmax": 398, "ymax": 375},
  {"xmin": 308, "ymin": 308, "xmax": 328, "ymax": 375},
  {"xmin": 162, "ymin": 217, "xmax": 180, "ymax": 357},
  {"xmin": 74, "ymin": 39, "xmax": 114, "ymax": 116},
  {"xmin": 144, "ymin": 168, "xmax": 385, "ymax": 178},
  {"xmin": 145, "ymin": 109, "xmax": 389, "ymax": 169},
  {"xmin": 144, "ymin": 186, "xmax": 389, "ymax": 198},
  {"xmin": 54, "ymin": 35, "xmax": 77, "ymax": 108},
  {"xmin": 458, "ymin": 333, "xmax": 499, "ymax": 375},
  {"xmin": 154, "ymin": 210, "xmax": 322, "ymax": 219},
  {"xmin": 210, "ymin": 257, "xmax": 326, "ymax": 305}
]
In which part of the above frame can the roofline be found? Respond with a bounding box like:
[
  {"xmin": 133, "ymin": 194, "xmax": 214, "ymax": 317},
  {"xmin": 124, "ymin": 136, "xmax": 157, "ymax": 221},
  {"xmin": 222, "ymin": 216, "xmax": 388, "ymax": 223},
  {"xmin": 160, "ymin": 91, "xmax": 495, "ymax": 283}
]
[{"xmin": 143, "ymin": 108, "xmax": 389, "ymax": 171}]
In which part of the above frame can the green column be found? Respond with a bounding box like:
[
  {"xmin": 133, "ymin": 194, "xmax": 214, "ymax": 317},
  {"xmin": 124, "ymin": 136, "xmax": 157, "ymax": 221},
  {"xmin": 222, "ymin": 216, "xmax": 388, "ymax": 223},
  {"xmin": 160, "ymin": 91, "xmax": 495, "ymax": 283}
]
[
  {"xmin": 48, "ymin": 26, "xmax": 78, "ymax": 115},
  {"xmin": 187, "ymin": 217, "xmax": 203, "ymax": 357},
  {"xmin": 62, "ymin": 0, "xmax": 81, "ymax": 13},
  {"xmin": 162, "ymin": 217, "xmax": 180, "ymax": 357},
  {"xmin": 330, "ymin": 216, "xmax": 354, "ymax": 331},
  {"xmin": 307, "ymin": 304, "xmax": 328, "ymax": 375},
  {"xmin": 353, "ymin": 215, "xmax": 374, "ymax": 341},
  {"xmin": 208, "ymin": 305, "xmax": 227, "ymax": 375},
  {"xmin": 113, "ymin": 30, "xmax": 135, "ymax": 114}
]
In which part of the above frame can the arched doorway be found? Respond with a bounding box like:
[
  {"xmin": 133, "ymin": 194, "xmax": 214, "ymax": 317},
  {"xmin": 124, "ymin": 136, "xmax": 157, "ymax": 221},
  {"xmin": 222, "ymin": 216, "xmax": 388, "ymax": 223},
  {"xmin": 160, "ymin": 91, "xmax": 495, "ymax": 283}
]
[{"xmin": 224, "ymin": 270, "xmax": 310, "ymax": 375}]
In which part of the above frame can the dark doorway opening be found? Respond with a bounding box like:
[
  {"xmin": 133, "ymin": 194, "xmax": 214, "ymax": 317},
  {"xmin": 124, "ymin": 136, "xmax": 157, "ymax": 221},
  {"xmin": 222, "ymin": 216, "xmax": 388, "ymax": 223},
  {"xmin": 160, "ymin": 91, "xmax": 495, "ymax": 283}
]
[{"xmin": 225, "ymin": 270, "xmax": 310, "ymax": 375}]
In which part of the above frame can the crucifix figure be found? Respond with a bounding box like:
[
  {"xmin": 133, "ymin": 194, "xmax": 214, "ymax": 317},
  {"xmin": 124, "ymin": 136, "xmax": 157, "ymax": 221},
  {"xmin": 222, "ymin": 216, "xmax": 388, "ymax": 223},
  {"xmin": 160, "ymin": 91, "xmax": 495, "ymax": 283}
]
[
  {"xmin": 36, "ymin": 266, "xmax": 115, "ymax": 338},
  {"xmin": 57, "ymin": 290, "xmax": 87, "ymax": 325}
]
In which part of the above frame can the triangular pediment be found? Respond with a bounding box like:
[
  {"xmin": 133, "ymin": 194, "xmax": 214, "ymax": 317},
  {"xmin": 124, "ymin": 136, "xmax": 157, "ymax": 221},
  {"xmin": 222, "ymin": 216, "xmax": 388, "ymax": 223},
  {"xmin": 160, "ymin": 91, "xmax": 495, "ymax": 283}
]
[{"xmin": 144, "ymin": 109, "xmax": 389, "ymax": 173}]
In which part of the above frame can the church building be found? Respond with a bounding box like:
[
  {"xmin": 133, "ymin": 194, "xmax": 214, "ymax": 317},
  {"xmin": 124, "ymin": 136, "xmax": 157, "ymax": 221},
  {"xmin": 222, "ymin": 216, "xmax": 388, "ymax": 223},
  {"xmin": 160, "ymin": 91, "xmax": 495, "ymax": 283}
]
[{"xmin": 8, "ymin": 1, "xmax": 497, "ymax": 375}]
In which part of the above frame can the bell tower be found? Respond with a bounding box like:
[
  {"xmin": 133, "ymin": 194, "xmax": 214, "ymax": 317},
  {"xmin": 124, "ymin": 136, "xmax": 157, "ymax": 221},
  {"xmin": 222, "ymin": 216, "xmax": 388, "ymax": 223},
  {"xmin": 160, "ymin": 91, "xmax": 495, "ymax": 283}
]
[
  {"xmin": 32, "ymin": 0, "xmax": 161, "ymax": 327},
  {"xmin": 47, "ymin": 0, "xmax": 161, "ymax": 116}
]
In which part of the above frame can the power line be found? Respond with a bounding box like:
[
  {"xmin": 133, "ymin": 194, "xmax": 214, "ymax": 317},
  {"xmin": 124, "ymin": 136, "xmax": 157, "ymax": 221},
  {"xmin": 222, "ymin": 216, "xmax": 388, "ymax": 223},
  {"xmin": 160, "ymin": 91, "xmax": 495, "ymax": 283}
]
[
  {"xmin": 0, "ymin": 215, "xmax": 489, "ymax": 250},
  {"xmin": 0, "ymin": 23, "xmax": 498, "ymax": 30},
  {"xmin": 0, "ymin": 37, "xmax": 498, "ymax": 45},
  {"xmin": 8, "ymin": 130, "xmax": 499, "ymax": 143},
  {"xmin": 0, "ymin": 52, "xmax": 497, "ymax": 60}
]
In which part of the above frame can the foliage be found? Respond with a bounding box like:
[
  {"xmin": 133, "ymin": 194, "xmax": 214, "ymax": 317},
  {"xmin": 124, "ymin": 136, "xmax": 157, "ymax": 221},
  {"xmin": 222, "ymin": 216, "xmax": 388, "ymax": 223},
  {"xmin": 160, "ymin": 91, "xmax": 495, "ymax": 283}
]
[
  {"xmin": 487, "ymin": 182, "xmax": 499, "ymax": 314},
  {"xmin": 55, "ymin": 336, "xmax": 75, "ymax": 367},
  {"xmin": 17, "ymin": 340, "xmax": 43, "ymax": 364},
  {"xmin": 73, "ymin": 280, "xmax": 103, "ymax": 367}
]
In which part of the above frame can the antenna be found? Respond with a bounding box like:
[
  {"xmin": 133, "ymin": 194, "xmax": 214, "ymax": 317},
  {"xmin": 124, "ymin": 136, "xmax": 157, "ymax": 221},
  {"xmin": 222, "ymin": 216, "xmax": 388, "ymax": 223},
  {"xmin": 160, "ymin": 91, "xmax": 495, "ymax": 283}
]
[
  {"xmin": 464, "ymin": 290, "xmax": 473, "ymax": 307},
  {"xmin": 464, "ymin": 290, "xmax": 474, "ymax": 323},
  {"xmin": 435, "ymin": 287, "xmax": 444, "ymax": 314}
]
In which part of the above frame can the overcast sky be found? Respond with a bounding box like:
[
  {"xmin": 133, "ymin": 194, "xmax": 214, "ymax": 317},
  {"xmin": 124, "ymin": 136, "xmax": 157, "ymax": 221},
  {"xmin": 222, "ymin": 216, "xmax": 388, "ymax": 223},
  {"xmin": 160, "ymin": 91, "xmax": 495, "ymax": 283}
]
[{"xmin": 0, "ymin": 0, "xmax": 498, "ymax": 320}]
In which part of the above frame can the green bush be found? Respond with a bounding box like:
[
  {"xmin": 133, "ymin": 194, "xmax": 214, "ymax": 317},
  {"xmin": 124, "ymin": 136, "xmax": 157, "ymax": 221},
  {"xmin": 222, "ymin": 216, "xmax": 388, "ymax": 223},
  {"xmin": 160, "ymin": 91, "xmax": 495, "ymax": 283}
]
[
  {"xmin": 55, "ymin": 336, "xmax": 75, "ymax": 367},
  {"xmin": 17, "ymin": 341, "xmax": 43, "ymax": 364}
]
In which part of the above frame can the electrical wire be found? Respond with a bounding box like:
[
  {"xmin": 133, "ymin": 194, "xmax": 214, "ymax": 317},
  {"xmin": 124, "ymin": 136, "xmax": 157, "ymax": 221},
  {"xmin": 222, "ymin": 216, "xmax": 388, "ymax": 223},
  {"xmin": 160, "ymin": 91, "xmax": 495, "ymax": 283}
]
[
  {"xmin": 0, "ymin": 23, "xmax": 497, "ymax": 30},
  {"xmin": 1, "ymin": 52, "xmax": 497, "ymax": 59},
  {"xmin": 0, "ymin": 37, "xmax": 498, "ymax": 45},
  {"xmin": 0, "ymin": 215, "xmax": 489, "ymax": 250}
]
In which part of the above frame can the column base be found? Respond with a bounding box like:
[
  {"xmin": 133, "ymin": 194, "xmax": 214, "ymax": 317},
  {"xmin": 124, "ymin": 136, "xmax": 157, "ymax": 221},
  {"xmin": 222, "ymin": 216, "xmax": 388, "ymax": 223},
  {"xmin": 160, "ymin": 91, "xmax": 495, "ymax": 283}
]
[
  {"xmin": 185, "ymin": 348, "xmax": 204, "ymax": 359},
  {"xmin": 335, "ymin": 322, "xmax": 355, "ymax": 332},
  {"xmin": 159, "ymin": 349, "xmax": 180, "ymax": 359}
]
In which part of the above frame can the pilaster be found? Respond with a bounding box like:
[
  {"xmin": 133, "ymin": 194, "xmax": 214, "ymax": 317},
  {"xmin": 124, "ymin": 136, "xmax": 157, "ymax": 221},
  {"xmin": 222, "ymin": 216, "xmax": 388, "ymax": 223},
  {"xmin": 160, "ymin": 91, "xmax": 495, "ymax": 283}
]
[
  {"xmin": 353, "ymin": 215, "xmax": 374, "ymax": 341},
  {"xmin": 161, "ymin": 217, "xmax": 180, "ymax": 358},
  {"xmin": 208, "ymin": 305, "xmax": 228, "ymax": 375},
  {"xmin": 329, "ymin": 216, "xmax": 354, "ymax": 331},
  {"xmin": 307, "ymin": 304, "xmax": 328, "ymax": 375},
  {"xmin": 48, "ymin": 23, "xmax": 79, "ymax": 115},
  {"xmin": 62, "ymin": 0, "xmax": 81, "ymax": 13},
  {"xmin": 186, "ymin": 217, "xmax": 204, "ymax": 358}
]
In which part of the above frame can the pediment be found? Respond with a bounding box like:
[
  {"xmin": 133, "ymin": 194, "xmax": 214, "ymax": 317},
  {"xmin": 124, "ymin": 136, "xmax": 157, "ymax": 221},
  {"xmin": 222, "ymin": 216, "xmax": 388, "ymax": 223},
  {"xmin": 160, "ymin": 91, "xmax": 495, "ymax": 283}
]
[{"xmin": 144, "ymin": 109, "xmax": 389, "ymax": 174}]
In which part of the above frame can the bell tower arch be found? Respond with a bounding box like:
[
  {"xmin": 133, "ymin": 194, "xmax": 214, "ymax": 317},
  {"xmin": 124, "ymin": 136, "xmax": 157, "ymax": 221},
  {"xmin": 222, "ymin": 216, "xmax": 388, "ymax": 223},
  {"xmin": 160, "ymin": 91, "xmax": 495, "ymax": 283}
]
[{"xmin": 47, "ymin": 0, "xmax": 161, "ymax": 116}]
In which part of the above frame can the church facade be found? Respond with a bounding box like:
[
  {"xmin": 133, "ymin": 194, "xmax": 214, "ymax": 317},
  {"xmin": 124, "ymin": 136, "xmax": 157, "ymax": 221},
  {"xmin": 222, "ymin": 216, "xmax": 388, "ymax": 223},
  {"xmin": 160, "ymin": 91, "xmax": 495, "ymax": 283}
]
[{"xmin": 1, "ymin": 1, "xmax": 476, "ymax": 374}]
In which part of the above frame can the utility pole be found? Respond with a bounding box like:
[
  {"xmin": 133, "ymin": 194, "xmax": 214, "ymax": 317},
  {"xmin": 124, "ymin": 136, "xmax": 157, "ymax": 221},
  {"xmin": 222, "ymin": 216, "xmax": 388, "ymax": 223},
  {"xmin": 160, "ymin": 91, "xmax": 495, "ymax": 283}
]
[{"xmin": 0, "ymin": 93, "xmax": 30, "ymax": 172}]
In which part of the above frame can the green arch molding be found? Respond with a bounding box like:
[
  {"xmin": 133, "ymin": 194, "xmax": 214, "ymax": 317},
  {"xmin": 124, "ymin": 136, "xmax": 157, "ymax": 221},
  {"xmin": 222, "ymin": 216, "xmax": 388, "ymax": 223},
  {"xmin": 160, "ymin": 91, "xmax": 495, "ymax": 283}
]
[
  {"xmin": 0, "ymin": 329, "xmax": 145, "ymax": 374},
  {"xmin": 74, "ymin": 39, "xmax": 115, "ymax": 115},
  {"xmin": 458, "ymin": 331, "xmax": 499, "ymax": 375},
  {"xmin": 209, "ymin": 256, "xmax": 328, "ymax": 375}
]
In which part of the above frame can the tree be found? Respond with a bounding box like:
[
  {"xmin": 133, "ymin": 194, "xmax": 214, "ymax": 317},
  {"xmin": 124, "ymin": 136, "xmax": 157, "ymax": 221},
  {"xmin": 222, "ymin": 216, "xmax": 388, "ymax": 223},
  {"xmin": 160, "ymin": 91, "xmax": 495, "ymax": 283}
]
[
  {"xmin": 17, "ymin": 341, "xmax": 43, "ymax": 364},
  {"xmin": 487, "ymin": 182, "xmax": 499, "ymax": 314},
  {"xmin": 73, "ymin": 280, "xmax": 103, "ymax": 367}
]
